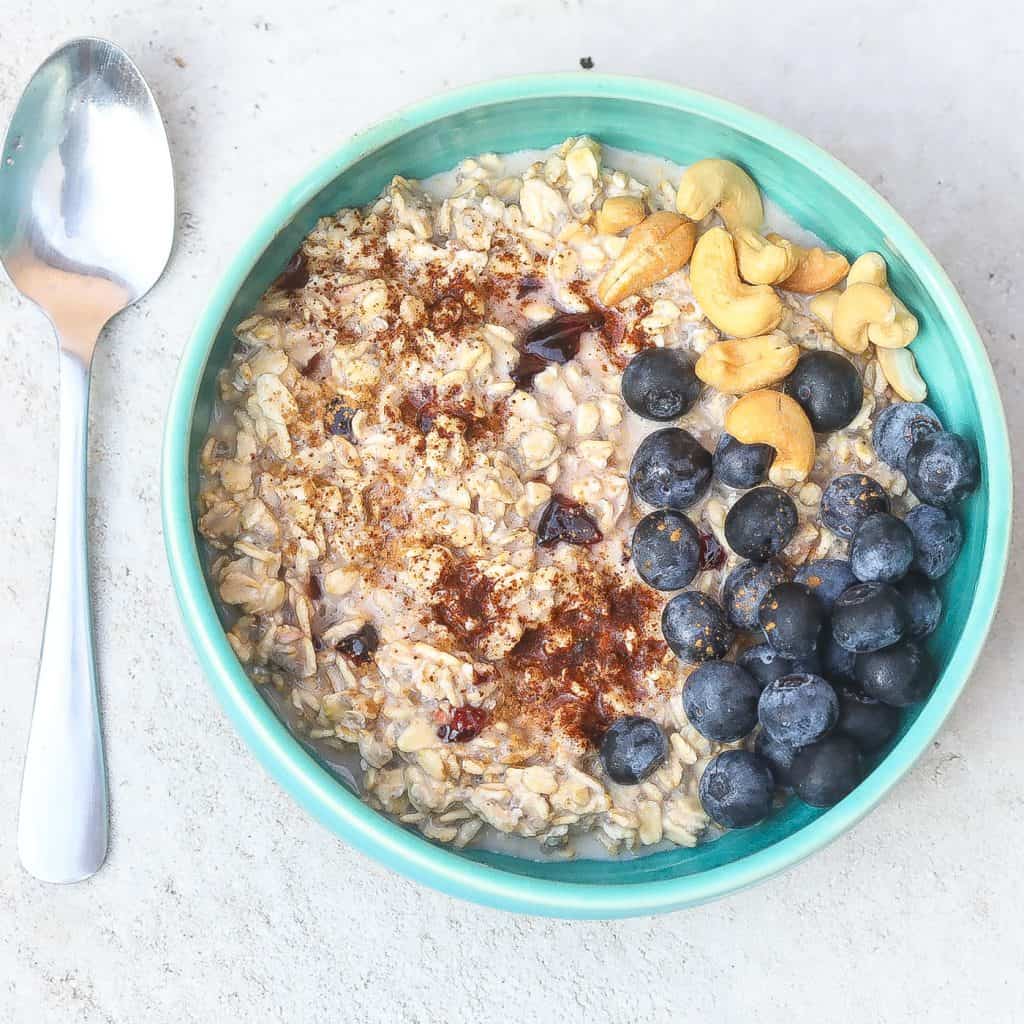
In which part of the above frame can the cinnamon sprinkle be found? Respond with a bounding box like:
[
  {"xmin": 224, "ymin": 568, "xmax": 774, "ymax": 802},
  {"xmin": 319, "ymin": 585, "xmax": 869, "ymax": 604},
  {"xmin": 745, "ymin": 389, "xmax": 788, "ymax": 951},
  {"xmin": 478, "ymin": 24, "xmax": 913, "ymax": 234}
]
[{"xmin": 502, "ymin": 567, "xmax": 669, "ymax": 746}]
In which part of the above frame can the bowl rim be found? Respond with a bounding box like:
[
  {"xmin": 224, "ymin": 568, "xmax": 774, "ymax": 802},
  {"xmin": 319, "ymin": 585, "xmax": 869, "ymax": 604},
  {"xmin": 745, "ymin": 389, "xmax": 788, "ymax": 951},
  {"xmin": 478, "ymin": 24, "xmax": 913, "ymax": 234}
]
[{"xmin": 161, "ymin": 72, "xmax": 1012, "ymax": 919}]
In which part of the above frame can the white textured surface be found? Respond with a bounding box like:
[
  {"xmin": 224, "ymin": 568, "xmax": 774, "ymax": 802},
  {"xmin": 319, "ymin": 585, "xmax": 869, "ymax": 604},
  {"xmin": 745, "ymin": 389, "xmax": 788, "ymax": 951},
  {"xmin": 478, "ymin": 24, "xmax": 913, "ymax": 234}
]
[{"xmin": 1, "ymin": 1, "xmax": 1022, "ymax": 1020}]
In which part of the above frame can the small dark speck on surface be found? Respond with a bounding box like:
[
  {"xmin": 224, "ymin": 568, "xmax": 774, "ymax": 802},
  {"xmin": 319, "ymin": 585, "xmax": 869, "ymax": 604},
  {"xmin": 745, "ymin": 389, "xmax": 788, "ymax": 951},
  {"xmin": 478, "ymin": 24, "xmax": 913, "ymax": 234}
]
[
  {"xmin": 579, "ymin": 56, "xmax": 594, "ymax": 69},
  {"xmin": 173, "ymin": 55, "xmax": 186, "ymax": 68}
]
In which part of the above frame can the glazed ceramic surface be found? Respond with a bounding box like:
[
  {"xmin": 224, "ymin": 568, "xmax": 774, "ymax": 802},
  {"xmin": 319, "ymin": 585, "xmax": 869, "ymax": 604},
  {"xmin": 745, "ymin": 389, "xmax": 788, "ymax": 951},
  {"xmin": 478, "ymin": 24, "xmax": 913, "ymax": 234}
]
[{"xmin": 162, "ymin": 75, "xmax": 1011, "ymax": 918}]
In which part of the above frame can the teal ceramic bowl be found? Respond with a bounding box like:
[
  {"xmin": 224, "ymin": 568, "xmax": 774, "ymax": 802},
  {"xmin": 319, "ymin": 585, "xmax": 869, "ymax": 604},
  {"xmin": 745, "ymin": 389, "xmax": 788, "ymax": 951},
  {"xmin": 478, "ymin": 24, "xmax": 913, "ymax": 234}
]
[{"xmin": 162, "ymin": 75, "xmax": 1011, "ymax": 918}]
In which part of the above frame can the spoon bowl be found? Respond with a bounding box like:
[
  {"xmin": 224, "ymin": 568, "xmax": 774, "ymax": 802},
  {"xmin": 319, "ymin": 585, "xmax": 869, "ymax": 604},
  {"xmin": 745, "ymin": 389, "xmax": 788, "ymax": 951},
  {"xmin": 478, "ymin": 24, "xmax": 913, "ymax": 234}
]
[
  {"xmin": 1, "ymin": 37, "xmax": 174, "ymax": 883},
  {"xmin": 1, "ymin": 37, "xmax": 173, "ymax": 354}
]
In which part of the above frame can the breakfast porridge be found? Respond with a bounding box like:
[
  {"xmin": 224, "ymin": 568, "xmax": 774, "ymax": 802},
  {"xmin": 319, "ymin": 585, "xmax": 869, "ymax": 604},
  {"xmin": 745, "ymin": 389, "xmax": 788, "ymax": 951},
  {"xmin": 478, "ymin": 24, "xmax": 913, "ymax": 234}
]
[{"xmin": 197, "ymin": 138, "xmax": 978, "ymax": 856}]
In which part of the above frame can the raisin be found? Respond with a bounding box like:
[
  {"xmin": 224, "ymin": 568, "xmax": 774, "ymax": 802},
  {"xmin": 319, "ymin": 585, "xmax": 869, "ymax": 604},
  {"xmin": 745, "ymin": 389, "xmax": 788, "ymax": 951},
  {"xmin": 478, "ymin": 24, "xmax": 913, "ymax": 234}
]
[
  {"xmin": 698, "ymin": 530, "xmax": 726, "ymax": 571},
  {"xmin": 522, "ymin": 310, "xmax": 605, "ymax": 364},
  {"xmin": 437, "ymin": 705, "xmax": 488, "ymax": 743},
  {"xmin": 336, "ymin": 623, "xmax": 378, "ymax": 663},
  {"xmin": 275, "ymin": 249, "xmax": 309, "ymax": 291},
  {"xmin": 301, "ymin": 350, "xmax": 330, "ymax": 379},
  {"xmin": 511, "ymin": 351, "xmax": 549, "ymax": 390},
  {"xmin": 536, "ymin": 495, "xmax": 603, "ymax": 547}
]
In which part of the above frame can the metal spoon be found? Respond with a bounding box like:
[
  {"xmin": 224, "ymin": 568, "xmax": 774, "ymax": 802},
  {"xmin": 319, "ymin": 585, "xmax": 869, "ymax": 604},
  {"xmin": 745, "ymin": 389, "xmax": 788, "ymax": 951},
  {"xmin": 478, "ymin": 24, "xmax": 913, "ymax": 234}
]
[{"xmin": 0, "ymin": 38, "xmax": 174, "ymax": 883}]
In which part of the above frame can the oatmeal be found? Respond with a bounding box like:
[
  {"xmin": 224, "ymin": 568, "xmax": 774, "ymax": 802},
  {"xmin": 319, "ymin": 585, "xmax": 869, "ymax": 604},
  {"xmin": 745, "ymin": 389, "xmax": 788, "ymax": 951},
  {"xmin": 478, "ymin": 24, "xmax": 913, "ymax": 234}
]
[{"xmin": 198, "ymin": 139, "xmax": 974, "ymax": 856}]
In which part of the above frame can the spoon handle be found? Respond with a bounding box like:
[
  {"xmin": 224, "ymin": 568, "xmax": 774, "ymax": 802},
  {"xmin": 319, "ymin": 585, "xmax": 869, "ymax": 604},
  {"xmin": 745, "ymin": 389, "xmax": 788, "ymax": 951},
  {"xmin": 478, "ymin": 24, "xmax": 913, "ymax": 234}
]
[{"xmin": 18, "ymin": 348, "xmax": 108, "ymax": 883}]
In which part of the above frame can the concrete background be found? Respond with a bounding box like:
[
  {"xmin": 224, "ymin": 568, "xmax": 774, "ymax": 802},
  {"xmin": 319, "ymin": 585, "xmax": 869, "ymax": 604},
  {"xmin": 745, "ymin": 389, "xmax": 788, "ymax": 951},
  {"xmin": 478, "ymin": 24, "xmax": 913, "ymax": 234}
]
[{"xmin": 2, "ymin": 1, "xmax": 1021, "ymax": 1020}]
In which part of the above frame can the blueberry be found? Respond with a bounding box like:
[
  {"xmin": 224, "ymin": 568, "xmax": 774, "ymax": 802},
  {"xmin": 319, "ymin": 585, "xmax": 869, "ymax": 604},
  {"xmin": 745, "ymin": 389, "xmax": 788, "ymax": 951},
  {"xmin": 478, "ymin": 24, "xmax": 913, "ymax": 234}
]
[
  {"xmin": 819, "ymin": 631, "xmax": 857, "ymax": 684},
  {"xmin": 723, "ymin": 560, "xmax": 788, "ymax": 630},
  {"xmin": 849, "ymin": 512, "xmax": 914, "ymax": 583},
  {"xmin": 758, "ymin": 673, "xmax": 839, "ymax": 748},
  {"xmin": 855, "ymin": 640, "xmax": 934, "ymax": 707},
  {"xmin": 682, "ymin": 661, "xmax": 760, "ymax": 741},
  {"xmin": 790, "ymin": 736, "xmax": 863, "ymax": 807},
  {"xmin": 831, "ymin": 581, "xmax": 907, "ymax": 653},
  {"xmin": 631, "ymin": 509, "xmax": 701, "ymax": 591},
  {"xmin": 739, "ymin": 643, "xmax": 795, "ymax": 688},
  {"xmin": 820, "ymin": 474, "xmax": 890, "ymax": 539},
  {"xmin": 895, "ymin": 573, "xmax": 942, "ymax": 637},
  {"xmin": 621, "ymin": 348, "xmax": 702, "ymax": 421},
  {"xmin": 629, "ymin": 428, "xmax": 713, "ymax": 510},
  {"xmin": 713, "ymin": 433, "xmax": 774, "ymax": 489},
  {"xmin": 724, "ymin": 486, "xmax": 798, "ymax": 562},
  {"xmin": 872, "ymin": 402, "xmax": 942, "ymax": 470},
  {"xmin": 698, "ymin": 749, "xmax": 776, "ymax": 828},
  {"xmin": 791, "ymin": 650, "xmax": 824, "ymax": 676},
  {"xmin": 795, "ymin": 558, "xmax": 857, "ymax": 614},
  {"xmin": 904, "ymin": 503, "xmax": 963, "ymax": 579},
  {"xmin": 755, "ymin": 729, "xmax": 797, "ymax": 789},
  {"xmin": 759, "ymin": 582, "xmax": 825, "ymax": 659},
  {"xmin": 905, "ymin": 431, "xmax": 980, "ymax": 508},
  {"xmin": 662, "ymin": 591, "xmax": 734, "ymax": 663},
  {"xmin": 783, "ymin": 351, "xmax": 863, "ymax": 431},
  {"xmin": 600, "ymin": 716, "xmax": 669, "ymax": 785},
  {"xmin": 835, "ymin": 686, "xmax": 902, "ymax": 751}
]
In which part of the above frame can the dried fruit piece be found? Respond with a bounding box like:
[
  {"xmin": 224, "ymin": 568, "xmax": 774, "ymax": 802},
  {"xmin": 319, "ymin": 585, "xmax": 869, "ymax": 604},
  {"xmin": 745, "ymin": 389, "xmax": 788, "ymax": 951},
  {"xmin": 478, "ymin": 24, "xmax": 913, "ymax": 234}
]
[
  {"xmin": 695, "ymin": 332, "xmax": 798, "ymax": 394},
  {"xmin": 522, "ymin": 310, "xmax": 605, "ymax": 363},
  {"xmin": 595, "ymin": 195, "xmax": 645, "ymax": 235},
  {"xmin": 698, "ymin": 529, "xmax": 727, "ymax": 571},
  {"xmin": 336, "ymin": 623, "xmax": 379, "ymax": 663},
  {"xmin": 274, "ymin": 249, "xmax": 309, "ymax": 291},
  {"xmin": 512, "ymin": 311, "xmax": 604, "ymax": 390},
  {"xmin": 597, "ymin": 212, "xmax": 697, "ymax": 307},
  {"xmin": 535, "ymin": 495, "xmax": 603, "ymax": 547},
  {"xmin": 511, "ymin": 352, "xmax": 549, "ymax": 390},
  {"xmin": 725, "ymin": 390, "xmax": 816, "ymax": 486},
  {"xmin": 437, "ymin": 706, "xmax": 488, "ymax": 743}
]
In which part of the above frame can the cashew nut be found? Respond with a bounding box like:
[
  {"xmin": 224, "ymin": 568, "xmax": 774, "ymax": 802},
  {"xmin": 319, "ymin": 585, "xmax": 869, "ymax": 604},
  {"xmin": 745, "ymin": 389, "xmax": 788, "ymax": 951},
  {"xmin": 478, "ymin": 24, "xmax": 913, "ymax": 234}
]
[
  {"xmin": 733, "ymin": 229, "xmax": 800, "ymax": 285},
  {"xmin": 689, "ymin": 227, "xmax": 784, "ymax": 338},
  {"xmin": 873, "ymin": 298, "xmax": 917, "ymax": 348},
  {"xmin": 808, "ymin": 289, "xmax": 841, "ymax": 327},
  {"xmin": 595, "ymin": 195, "xmax": 645, "ymax": 235},
  {"xmin": 676, "ymin": 159, "xmax": 764, "ymax": 232},
  {"xmin": 833, "ymin": 282, "xmax": 916, "ymax": 352},
  {"xmin": 597, "ymin": 211, "xmax": 697, "ymax": 306},
  {"xmin": 876, "ymin": 347, "xmax": 927, "ymax": 402},
  {"xmin": 695, "ymin": 332, "xmax": 799, "ymax": 394},
  {"xmin": 769, "ymin": 234, "xmax": 850, "ymax": 293},
  {"xmin": 725, "ymin": 389, "xmax": 817, "ymax": 486},
  {"xmin": 845, "ymin": 252, "xmax": 919, "ymax": 346},
  {"xmin": 847, "ymin": 252, "xmax": 888, "ymax": 287}
]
